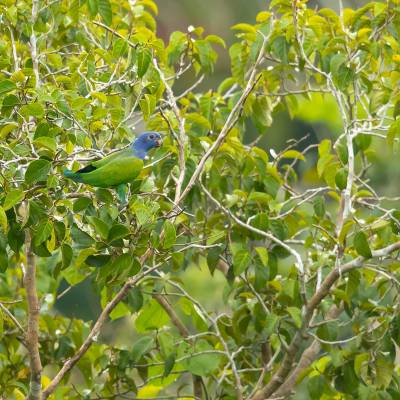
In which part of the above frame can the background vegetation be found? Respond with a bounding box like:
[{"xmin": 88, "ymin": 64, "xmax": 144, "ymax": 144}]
[{"xmin": 0, "ymin": 0, "xmax": 400, "ymax": 399}]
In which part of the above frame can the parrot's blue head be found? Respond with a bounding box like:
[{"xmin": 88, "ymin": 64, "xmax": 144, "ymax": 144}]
[{"xmin": 132, "ymin": 131, "xmax": 162, "ymax": 159}]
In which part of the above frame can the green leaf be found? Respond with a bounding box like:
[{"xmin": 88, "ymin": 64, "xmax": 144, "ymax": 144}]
[
  {"xmin": 354, "ymin": 134, "xmax": 372, "ymax": 151},
  {"xmin": 73, "ymin": 197, "xmax": 92, "ymax": 212},
  {"xmin": 132, "ymin": 202, "xmax": 154, "ymax": 225},
  {"xmin": 195, "ymin": 40, "xmax": 216, "ymax": 73},
  {"xmin": 137, "ymin": 48, "xmax": 152, "ymax": 78},
  {"xmin": 334, "ymin": 65, "xmax": 355, "ymax": 90},
  {"xmin": 231, "ymin": 23, "xmax": 256, "ymax": 33},
  {"xmin": 354, "ymin": 353, "xmax": 369, "ymax": 377},
  {"xmin": 375, "ymin": 355, "xmax": 393, "ymax": 388},
  {"xmin": 25, "ymin": 159, "xmax": 51, "ymax": 184},
  {"xmin": 0, "ymin": 122, "xmax": 19, "ymax": 140},
  {"xmin": 387, "ymin": 119, "xmax": 400, "ymax": 148},
  {"xmin": 98, "ymin": 0, "xmax": 112, "ymax": 25},
  {"xmin": 108, "ymin": 224, "xmax": 130, "ymax": 242},
  {"xmin": 318, "ymin": 139, "xmax": 332, "ymax": 156},
  {"xmin": 33, "ymin": 137, "xmax": 57, "ymax": 155},
  {"xmin": 110, "ymin": 302, "xmax": 130, "ymax": 320},
  {"xmin": 185, "ymin": 339, "xmax": 222, "ymax": 376},
  {"xmin": 112, "ymin": 253, "xmax": 133, "ymax": 271},
  {"xmin": 250, "ymin": 212, "xmax": 269, "ymax": 231},
  {"xmin": 335, "ymin": 168, "xmax": 347, "ymax": 191},
  {"xmin": 85, "ymin": 254, "xmax": 111, "ymax": 268},
  {"xmin": 87, "ymin": 0, "xmax": 98, "ymax": 16},
  {"xmin": 313, "ymin": 196, "xmax": 325, "ymax": 218},
  {"xmin": 135, "ymin": 299, "xmax": 169, "ymax": 333},
  {"xmin": 20, "ymin": 102, "xmax": 45, "ymax": 118},
  {"xmin": 139, "ymin": 94, "xmax": 156, "ymax": 121},
  {"xmin": 280, "ymin": 150, "xmax": 305, "ymax": 161},
  {"xmin": 207, "ymin": 246, "xmax": 223, "ymax": 275},
  {"xmin": 0, "ymin": 79, "xmax": 17, "ymax": 95},
  {"xmin": 287, "ymin": 306, "xmax": 302, "ymax": 328},
  {"xmin": 163, "ymin": 352, "xmax": 176, "ymax": 377},
  {"xmin": 162, "ymin": 220, "xmax": 176, "ymax": 249},
  {"xmin": 269, "ymin": 220, "xmax": 288, "ymax": 240},
  {"xmin": 34, "ymin": 220, "xmax": 53, "ymax": 247},
  {"xmin": 87, "ymin": 216, "xmax": 109, "ymax": 240},
  {"xmin": 71, "ymin": 225, "xmax": 95, "ymax": 247},
  {"xmin": 113, "ymin": 38, "xmax": 128, "ymax": 58},
  {"xmin": 127, "ymin": 287, "xmax": 143, "ymax": 312},
  {"xmin": 233, "ymin": 249, "xmax": 251, "ymax": 276},
  {"xmin": 206, "ymin": 34, "xmax": 226, "ymax": 48},
  {"xmin": 0, "ymin": 206, "xmax": 8, "ymax": 233},
  {"xmin": 255, "ymin": 247, "xmax": 268, "ymax": 266},
  {"xmin": 271, "ymin": 36, "xmax": 289, "ymax": 64},
  {"xmin": 131, "ymin": 336, "xmax": 154, "ymax": 362},
  {"xmin": 61, "ymin": 244, "xmax": 73, "ymax": 268},
  {"xmin": 3, "ymin": 189, "xmax": 24, "ymax": 211},
  {"xmin": 353, "ymin": 231, "xmax": 372, "ymax": 258}
]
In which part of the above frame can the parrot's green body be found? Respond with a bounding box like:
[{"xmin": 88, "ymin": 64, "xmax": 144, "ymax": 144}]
[
  {"xmin": 63, "ymin": 149, "xmax": 144, "ymax": 187},
  {"xmin": 63, "ymin": 132, "xmax": 162, "ymax": 202}
]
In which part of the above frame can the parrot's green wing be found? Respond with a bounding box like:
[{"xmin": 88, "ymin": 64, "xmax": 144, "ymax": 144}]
[
  {"xmin": 90, "ymin": 148, "xmax": 132, "ymax": 169},
  {"xmin": 79, "ymin": 156, "xmax": 143, "ymax": 187}
]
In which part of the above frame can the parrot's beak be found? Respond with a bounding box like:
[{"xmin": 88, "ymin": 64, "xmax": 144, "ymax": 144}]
[{"xmin": 155, "ymin": 138, "xmax": 162, "ymax": 147}]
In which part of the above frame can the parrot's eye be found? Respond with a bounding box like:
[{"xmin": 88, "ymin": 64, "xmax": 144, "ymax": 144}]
[{"xmin": 149, "ymin": 134, "xmax": 155, "ymax": 140}]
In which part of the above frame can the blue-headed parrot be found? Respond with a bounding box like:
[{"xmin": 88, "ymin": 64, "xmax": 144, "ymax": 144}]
[{"xmin": 63, "ymin": 131, "xmax": 162, "ymax": 202}]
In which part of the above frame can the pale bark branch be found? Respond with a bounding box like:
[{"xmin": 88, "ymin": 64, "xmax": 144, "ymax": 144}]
[
  {"xmin": 30, "ymin": 0, "xmax": 40, "ymax": 89},
  {"xmin": 24, "ymin": 230, "xmax": 42, "ymax": 400},
  {"xmin": 177, "ymin": 27, "xmax": 273, "ymax": 204},
  {"xmin": 153, "ymin": 59, "xmax": 187, "ymax": 203},
  {"xmin": 8, "ymin": 26, "xmax": 19, "ymax": 71},
  {"xmin": 42, "ymin": 262, "xmax": 162, "ymax": 399},
  {"xmin": 250, "ymin": 242, "xmax": 400, "ymax": 400},
  {"xmin": 0, "ymin": 302, "xmax": 25, "ymax": 336},
  {"xmin": 271, "ymin": 305, "xmax": 342, "ymax": 399}
]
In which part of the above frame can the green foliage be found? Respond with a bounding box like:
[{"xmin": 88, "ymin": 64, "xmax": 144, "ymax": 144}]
[{"xmin": 0, "ymin": 0, "xmax": 400, "ymax": 399}]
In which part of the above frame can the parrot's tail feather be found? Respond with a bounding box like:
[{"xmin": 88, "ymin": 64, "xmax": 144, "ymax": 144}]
[{"xmin": 63, "ymin": 168, "xmax": 82, "ymax": 182}]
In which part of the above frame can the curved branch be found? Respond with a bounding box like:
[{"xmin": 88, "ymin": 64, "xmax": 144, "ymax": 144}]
[
  {"xmin": 250, "ymin": 241, "xmax": 400, "ymax": 400},
  {"xmin": 42, "ymin": 262, "xmax": 162, "ymax": 399}
]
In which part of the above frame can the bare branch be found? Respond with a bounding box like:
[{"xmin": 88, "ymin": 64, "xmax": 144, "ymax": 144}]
[
  {"xmin": 30, "ymin": 0, "xmax": 40, "ymax": 89},
  {"xmin": 0, "ymin": 302, "xmax": 25, "ymax": 336},
  {"xmin": 153, "ymin": 58, "xmax": 187, "ymax": 203},
  {"xmin": 271, "ymin": 305, "xmax": 342, "ymax": 399},
  {"xmin": 250, "ymin": 241, "xmax": 400, "ymax": 399},
  {"xmin": 42, "ymin": 262, "xmax": 163, "ymax": 399},
  {"xmin": 24, "ymin": 230, "xmax": 42, "ymax": 400},
  {"xmin": 8, "ymin": 27, "xmax": 19, "ymax": 71},
  {"xmin": 177, "ymin": 27, "xmax": 273, "ymax": 204}
]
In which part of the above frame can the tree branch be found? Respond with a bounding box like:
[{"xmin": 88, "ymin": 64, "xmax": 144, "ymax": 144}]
[
  {"xmin": 24, "ymin": 230, "xmax": 42, "ymax": 400},
  {"xmin": 30, "ymin": 0, "xmax": 40, "ymax": 89},
  {"xmin": 154, "ymin": 294, "xmax": 203, "ymax": 399},
  {"xmin": 177, "ymin": 27, "xmax": 273, "ymax": 204},
  {"xmin": 250, "ymin": 241, "xmax": 400, "ymax": 399},
  {"xmin": 200, "ymin": 181, "xmax": 306, "ymax": 301},
  {"xmin": 153, "ymin": 59, "xmax": 187, "ymax": 203},
  {"xmin": 0, "ymin": 301, "xmax": 25, "ymax": 337},
  {"xmin": 42, "ymin": 262, "xmax": 163, "ymax": 399},
  {"xmin": 271, "ymin": 305, "xmax": 342, "ymax": 399}
]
